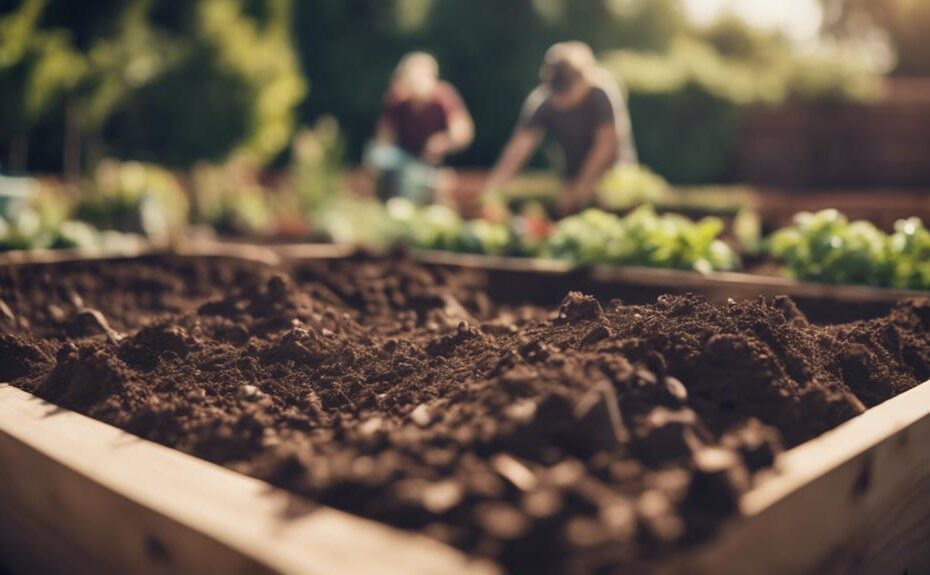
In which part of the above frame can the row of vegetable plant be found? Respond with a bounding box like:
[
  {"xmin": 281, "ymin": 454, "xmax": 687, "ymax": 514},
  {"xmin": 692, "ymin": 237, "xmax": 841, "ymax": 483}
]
[
  {"xmin": 366, "ymin": 200, "xmax": 930, "ymax": 290},
  {"xmin": 3, "ymin": 158, "xmax": 928, "ymax": 290}
]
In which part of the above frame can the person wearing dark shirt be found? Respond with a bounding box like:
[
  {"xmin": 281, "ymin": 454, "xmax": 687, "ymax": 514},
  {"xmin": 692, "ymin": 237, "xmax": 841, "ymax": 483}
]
[
  {"xmin": 367, "ymin": 52, "xmax": 474, "ymax": 203},
  {"xmin": 484, "ymin": 42, "xmax": 637, "ymax": 215}
]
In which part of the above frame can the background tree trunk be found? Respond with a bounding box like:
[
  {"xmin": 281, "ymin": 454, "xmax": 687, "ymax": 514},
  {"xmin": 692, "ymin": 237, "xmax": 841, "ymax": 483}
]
[
  {"xmin": 7, "ymin": 133, "xmax": 28, "ymax": 174},
  {"xmin": 63, "ymin": 102, "xmax": 82, "ymax": 181}
]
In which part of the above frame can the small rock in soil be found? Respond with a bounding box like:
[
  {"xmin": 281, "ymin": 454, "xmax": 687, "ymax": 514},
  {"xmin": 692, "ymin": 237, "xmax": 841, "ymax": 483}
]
[
  {"xmin": 556, "ymin": 292, "xmax": 604, "ymax": 323},
  {"xmin": 410, "ymin": 404, "xmax": 432, "ymax": 427}
]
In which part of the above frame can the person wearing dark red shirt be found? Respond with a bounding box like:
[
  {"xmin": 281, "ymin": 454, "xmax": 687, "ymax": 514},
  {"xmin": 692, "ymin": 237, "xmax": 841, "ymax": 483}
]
[
  {"xmin": 367, "ymin": 52, "xmax": 474, "ymax": 203},
  {"xmin": 484, "ymin": 42, "xmax": 638, "ymax": 216}
]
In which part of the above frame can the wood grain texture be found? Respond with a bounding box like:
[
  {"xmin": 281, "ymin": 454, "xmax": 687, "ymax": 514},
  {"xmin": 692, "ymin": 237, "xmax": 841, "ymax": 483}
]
[
  {"xmin": 172, "ymin": 241, "xmax": 282, "ymax": 266},
  {"xmin": 411, "ymin": 249, "xmax": 928, "ymax": 304},
  {"xmin": 589, "ymin": 264, "xmax": 926, "ymax": 304},
  {"xmin": 663, "ymin": 379, "xmax": 930, "ymax": 575},
  {"xmin": 0, "ymin": 385, "xmax": 498, "ymax": 575},
  {"xmin": 264, "ymin": 242, "xmax": 358, "ymax": 261},
  {"xmin": 413, "ymin": 249, "xmax": 576, "ymax": 275},
  {"xmin": 4, "ymin": 378, "xmax": 928, "ymax": 575},
  {"xmin": 4, "ymin": 243, "xmax": 922, "ymax": 306},
  {"xmin": 0, "ymin": 243, "xmax": 282, "ymax": 268},
  {"xmin": 0, "ymin": 246, "xmax": 151, "ymax": 266}
]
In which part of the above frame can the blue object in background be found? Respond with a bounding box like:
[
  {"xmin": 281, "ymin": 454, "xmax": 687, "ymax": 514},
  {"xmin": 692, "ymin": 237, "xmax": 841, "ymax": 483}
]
[
  {"xmin": 364, "ymin": 142, "xmax": 441, "ymax": 204},
  {"xmin": 0, "ymin": 164, "xmax": 37, "ymax": 220}
]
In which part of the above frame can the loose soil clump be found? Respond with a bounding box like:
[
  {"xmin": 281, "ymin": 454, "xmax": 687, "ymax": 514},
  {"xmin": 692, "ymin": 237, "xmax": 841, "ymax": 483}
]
[{"xmin": 3, "ymin": 253, "xmax": 929, "ymax": 574}]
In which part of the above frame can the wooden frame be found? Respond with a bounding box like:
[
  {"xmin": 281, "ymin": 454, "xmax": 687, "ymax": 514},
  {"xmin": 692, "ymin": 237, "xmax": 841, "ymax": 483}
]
[
  {"xmin": 7, "ymin": 237, "xmax": 924, "ymax": 305},
  {"xmin": 0, "ymin": 385, "xmax": 497, "ymax": 575},
  {"xmin": 0, "ymin": 245, "xmax": 152, "ymax": 267},
  {"xmin": 587, "ymin": 265, "xmax": 930, "ymax": 305},
  {"xmin": 1, "ymin": 248, "xmax": 928, "ymax": 574},
  {"xmin": 410, "ymin": 249, "xmax": 930, "ymax": 305},
  {"xmin": 111, "ymin": 238, "xmax": 926, "ymax": 306},
  {"xmin": 663, "ymin": 378, "xmax": 930, "ymax": 575},
  {"xmin": 3, "ymin": 380, "xmax": 928, "ymax": 574},
  {"xmin": 171, "ymin": 240, "xmax": 357, "ymax": 264},
  {"xmin": 0, "ymin": 243, "xmax": 282, "ymax": 268}
]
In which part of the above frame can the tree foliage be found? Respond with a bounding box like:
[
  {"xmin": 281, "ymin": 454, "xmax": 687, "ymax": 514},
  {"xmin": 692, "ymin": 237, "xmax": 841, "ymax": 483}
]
[{"xmin": 1, "ymin": 0, "xmax": 305, "ymax": 172}]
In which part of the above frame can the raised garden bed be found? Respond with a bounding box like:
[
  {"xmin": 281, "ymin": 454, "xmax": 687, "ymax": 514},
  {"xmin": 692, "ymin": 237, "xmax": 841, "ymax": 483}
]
[
  {"xmin": 222, "ymin": 226, "xmax": 929, "ymax": 324},
  {"xmin": 409, "ymin": 249, "xmax": 929, "ymax": 324},
  {"xmin": 1, "ymin": 250, "xmax": 929, "ymax": 574},
  {"xmin": 0, "ymin": 384, "xmax": 491, "ymax": 575}
]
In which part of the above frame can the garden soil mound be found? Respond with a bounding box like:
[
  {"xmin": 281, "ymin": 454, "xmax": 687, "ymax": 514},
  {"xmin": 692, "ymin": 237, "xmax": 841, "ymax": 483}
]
[{"xmin": 3, "ymin": 253, "xmax": 930, "ymax": 574}]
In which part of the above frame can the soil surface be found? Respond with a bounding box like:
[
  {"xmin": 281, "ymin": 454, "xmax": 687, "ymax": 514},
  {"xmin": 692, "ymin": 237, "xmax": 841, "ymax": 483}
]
[{"xmin": 3, "ymin": 252, "xmax": 930, "ymax": 574}]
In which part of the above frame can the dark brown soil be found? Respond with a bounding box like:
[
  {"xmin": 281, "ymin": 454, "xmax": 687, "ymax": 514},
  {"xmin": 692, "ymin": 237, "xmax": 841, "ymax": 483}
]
[{"xmin": 3, "ymin": 253, "xmax": 930, "ymax": 574}]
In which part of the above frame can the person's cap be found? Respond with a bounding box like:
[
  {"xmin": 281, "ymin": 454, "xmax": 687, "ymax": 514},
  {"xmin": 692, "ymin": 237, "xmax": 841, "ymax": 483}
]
[
  {"xmin": 540, "ymin": 42, "xmax": 596, "ymax": 93},
  {"xmin": 395, "ymin": 52, "xmax": 439, "ymax": 82}
]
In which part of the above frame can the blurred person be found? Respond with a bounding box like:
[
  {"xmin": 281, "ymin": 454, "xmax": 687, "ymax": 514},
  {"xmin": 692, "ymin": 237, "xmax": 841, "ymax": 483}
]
[
  {"xmin": 366, "ymin": 52, "xmax": 474, "ymax": 204},
  {"xmin": 484, "ymin": 42, "xmax": 638, "ymax": 216}
]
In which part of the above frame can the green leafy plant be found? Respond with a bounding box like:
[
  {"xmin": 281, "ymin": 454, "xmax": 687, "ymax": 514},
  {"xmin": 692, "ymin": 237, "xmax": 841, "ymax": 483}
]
[
  {"xmin": 508, "ymin": 201, "xmax": 553, "ymax": 257},
  {"xmin": 50, "ymin": 219, "xmax": 99, "ymax": 249},
  {"xmin": 768, "ymin": 209, "xmax": 930, "ymax": 290},
  {"xmin": 889, "ymin": 217, "xmax": 930, "ymax": 289},
  {"xmin": 379, "ymin": 198, "xmax": 515, "ymax": 255},
  {"xmin": 542, "ymin": 205, "xmax": 739, "ymax": 271},
  {"xmin": 387, "ymin": 199, "xmax": 464, "ymax": 251},
  {"xmin": 291, "ymin": 117, "xmax": 348, "ymax": 214},
  {"xmin": 0, "ymin": 202, "xmax": 139, "ymax": 254},
  {"xmin": 74, "ymin": 159, "xmax": 189, "ymax": 238},
  {"xmin": 190, "ymin": 160, "xmax": 272, "ymax": 236},
  {"xmin": 333, "ymin": 197, "xmax": 739, "ymax": 269},
  {"xmin": 597, "ymin": 164, "xmax": 671, "ymax": 210},
  {"xmin": 0, "ymin": 207, "xmax": 50, "ymax": 251},
  {"xmin": 0, "ymin": 180, "xmax": 99, "ymax": 251},
  {"xmin": 457, "ymin": 218, "xmax": 511, "ymax": 256}
]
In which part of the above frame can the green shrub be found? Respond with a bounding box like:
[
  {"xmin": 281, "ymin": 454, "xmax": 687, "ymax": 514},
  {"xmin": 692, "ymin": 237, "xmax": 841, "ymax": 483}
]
[{"xmin": 104, "ymin": 0, "xmax": 306, "ymax": 168}]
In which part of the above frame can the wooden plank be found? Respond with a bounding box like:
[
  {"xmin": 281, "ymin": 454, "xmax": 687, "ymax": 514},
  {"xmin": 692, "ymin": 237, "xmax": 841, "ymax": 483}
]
[
  {"xmin": 172, "ymin": 241, "xmax": 282, "ymax": 266},
  {"xmin": 408, "ymin": 249, "xmax": 929, "ymax": 304},
  {"xmin": 412, "ymin": 249, "xmax": 576, "ymax": 275},
  {"xmin": 2, "ymin": 379, "xmax": 929, "ymax": 574},
  {"xmin": 0, "ymin": 243, "xmax": 283, "ymax": 269},
  {"xmin": 0, "ymin": 245, "xmax": 152, "ymax": 267},
  {"xmin": 0, "ymin": 385, "xmax": 498, "ymax": 575},
  {"xmin": 266, "ymin": 242, "xmax": 359, "ymax": 261},
  {"xmin": 663, "ymin": 379, "xmax": 930, "ymax": 575},
  {"xmin": 176, "ymin": 239, "xmax": 353, "ymax": 264},
  {"xmin": 589, "ymin": 264, "xmax": 930, "ymax": 304},
  {"xmin": 162, "ymin": 240, "xmax": 927, "ymax": 306},
  {"xmin": 2, "ymin": 248, "xmax": 928, "ymax": 573}
]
